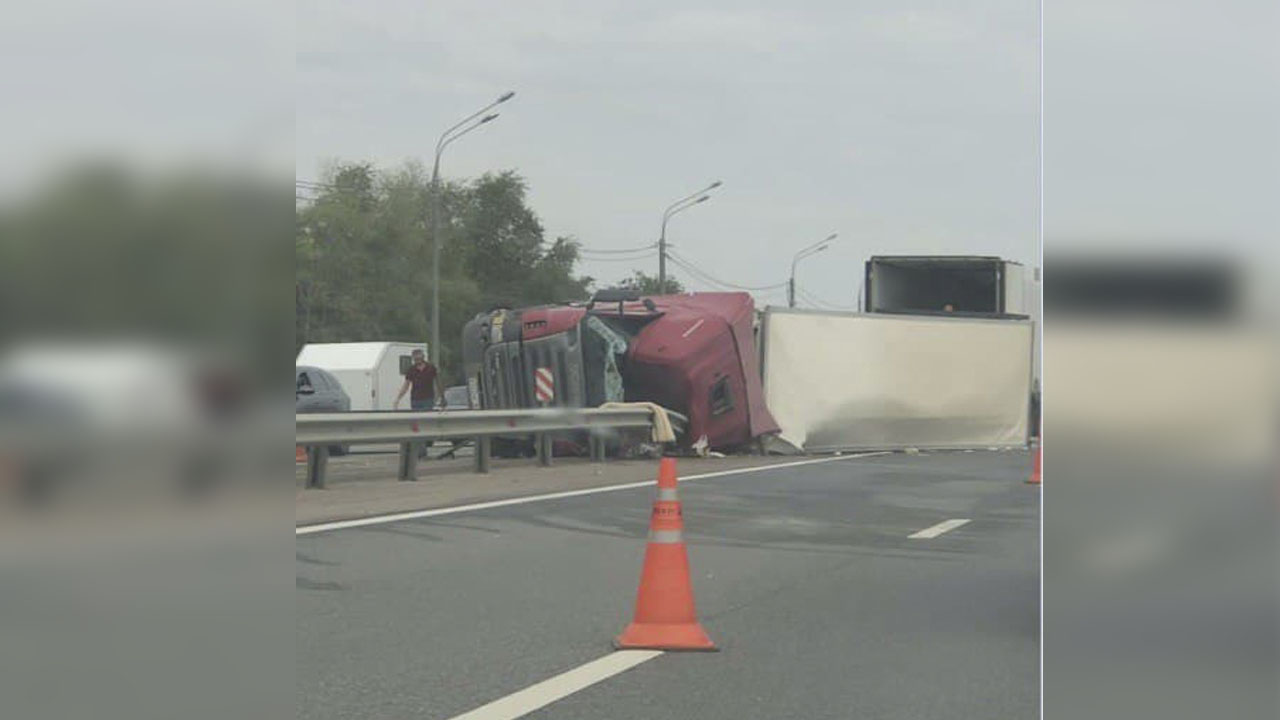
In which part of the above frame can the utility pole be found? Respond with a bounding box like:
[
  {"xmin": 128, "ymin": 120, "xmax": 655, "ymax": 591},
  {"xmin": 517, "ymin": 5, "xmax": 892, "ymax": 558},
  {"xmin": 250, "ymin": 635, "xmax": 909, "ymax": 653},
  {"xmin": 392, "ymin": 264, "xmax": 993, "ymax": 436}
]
[
  {"xmin": 789, "ymin": 233, "xmax": 838, "ymax": 308},
  {"xmin": 429, "ymin": 91, "xmax": 515, "ymax": 372},
  {"xmin": 658, "ymin": 181, "xmax": 722, "ymax": 291}
]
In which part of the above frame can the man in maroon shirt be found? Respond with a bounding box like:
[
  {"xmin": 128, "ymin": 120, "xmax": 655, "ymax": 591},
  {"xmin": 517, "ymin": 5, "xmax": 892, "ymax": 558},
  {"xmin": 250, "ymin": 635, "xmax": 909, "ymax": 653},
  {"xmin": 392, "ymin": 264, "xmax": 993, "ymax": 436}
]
[{"xmin": 394, "ymin": 348, "xmax": 441, "ymax": 410}]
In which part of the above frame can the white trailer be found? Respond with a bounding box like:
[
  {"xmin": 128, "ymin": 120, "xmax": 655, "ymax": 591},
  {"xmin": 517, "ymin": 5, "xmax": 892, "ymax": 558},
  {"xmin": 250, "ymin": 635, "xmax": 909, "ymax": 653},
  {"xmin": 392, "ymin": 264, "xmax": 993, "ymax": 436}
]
[
  {"xmin": 295, "ymin": 342, "xmax": 427, "ymax": 411},
  {"xmin": 861, "ymin": 254, "xmax": 1041, "ymax": 431},
  {"xmin": 759, "ymin": 308, "xmax": 1033, "ymax": 452}
]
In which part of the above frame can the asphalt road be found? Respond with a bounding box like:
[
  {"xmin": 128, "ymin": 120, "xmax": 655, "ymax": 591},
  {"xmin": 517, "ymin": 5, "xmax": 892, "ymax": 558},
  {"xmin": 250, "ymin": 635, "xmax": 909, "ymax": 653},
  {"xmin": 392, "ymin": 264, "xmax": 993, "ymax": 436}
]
[{"xmin": 297, "ymin": 450, "xmax": 1039, "ymax": 719}]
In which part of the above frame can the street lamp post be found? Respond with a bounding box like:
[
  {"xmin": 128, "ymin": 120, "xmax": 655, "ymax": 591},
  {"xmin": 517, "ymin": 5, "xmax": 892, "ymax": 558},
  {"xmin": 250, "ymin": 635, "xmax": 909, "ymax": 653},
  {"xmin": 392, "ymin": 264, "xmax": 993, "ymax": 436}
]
[
  {"xmin": 658, "ymin": 181, "xmax": 722, "ymax": 292},
  {"xmin": 789, "ymin": 233, "xmax": 838, "ymax": 308},
  {"xmin": 430, "ymin": 91, "xmax": 515, "ymax": 374}
]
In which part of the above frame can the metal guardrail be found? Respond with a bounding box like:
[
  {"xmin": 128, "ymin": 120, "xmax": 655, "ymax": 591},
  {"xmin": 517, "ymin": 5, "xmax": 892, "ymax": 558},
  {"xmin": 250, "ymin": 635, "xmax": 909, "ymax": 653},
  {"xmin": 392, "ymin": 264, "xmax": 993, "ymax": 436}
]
[{"xmin": 296, "ymin": 407, "xmax": 667, "ymax": 488}]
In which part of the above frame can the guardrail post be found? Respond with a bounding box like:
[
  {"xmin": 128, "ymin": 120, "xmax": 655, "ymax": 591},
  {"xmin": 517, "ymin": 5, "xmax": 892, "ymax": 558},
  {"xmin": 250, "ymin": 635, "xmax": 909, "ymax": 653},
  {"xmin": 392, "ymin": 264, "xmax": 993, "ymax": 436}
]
[
  {"xmin": 589, "ymin": 435, "xmax": 605, "ymax": 463},
  {"xmin": 306, "ymin": 445, "xmax": 330, "ymax": 489},
  {"xmin": 536, "ymin": 432, "xmax": 552, "ymax": 467},
  {"xmin": 474, "ymin": 436, "xmax": 491, "ymax": 473},
  {"xmin": 398, "ymin": 442, "xmax": 418, "ymax": 481}
]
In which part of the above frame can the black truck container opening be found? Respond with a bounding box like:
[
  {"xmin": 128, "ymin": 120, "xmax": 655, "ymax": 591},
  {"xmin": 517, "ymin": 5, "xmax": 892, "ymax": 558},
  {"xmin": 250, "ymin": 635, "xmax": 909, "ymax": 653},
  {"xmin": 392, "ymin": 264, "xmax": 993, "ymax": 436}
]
[{"xmin": 864, "ymin": 256, "xmax": 1026, "ymax": 316}]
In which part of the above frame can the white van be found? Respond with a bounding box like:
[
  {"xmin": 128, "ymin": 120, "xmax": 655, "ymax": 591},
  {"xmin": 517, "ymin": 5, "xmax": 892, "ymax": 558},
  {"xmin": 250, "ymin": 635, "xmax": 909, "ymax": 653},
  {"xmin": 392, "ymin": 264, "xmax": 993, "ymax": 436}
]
[{"xmin": 295, "ymin": 342, "xmax": 428, "ymax": 411}]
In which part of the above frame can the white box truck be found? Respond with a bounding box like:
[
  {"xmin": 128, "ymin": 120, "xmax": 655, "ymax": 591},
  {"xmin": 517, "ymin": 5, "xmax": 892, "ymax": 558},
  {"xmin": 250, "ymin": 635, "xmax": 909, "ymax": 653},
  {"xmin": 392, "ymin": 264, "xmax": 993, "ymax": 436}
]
[{"xmin": 295, "ymin": 342, "xmax": 428, "ymax": 411}]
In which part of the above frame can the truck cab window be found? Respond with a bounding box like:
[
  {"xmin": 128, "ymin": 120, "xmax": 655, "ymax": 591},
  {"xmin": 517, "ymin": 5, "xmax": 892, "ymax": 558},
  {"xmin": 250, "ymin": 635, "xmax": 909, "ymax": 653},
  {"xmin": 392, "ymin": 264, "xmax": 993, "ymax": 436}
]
[{"xmin": 710, "ymin": 376, "xmax": 733, "ymax": 417}]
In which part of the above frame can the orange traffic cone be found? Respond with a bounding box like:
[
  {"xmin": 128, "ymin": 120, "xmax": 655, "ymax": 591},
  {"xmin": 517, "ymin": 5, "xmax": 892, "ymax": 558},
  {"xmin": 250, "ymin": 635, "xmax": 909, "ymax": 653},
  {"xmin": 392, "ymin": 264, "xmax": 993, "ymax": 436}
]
[
  {"xmin": 296, "ymin": 445, "xmax": 307, "ymax": 464},
  {"xmin": 614, "ymin": 457, "xmax": 717, "ymax": 652},
  {"xmin": 1027, "ymin": 444, "xmax": 1041, "ymax": 484}
]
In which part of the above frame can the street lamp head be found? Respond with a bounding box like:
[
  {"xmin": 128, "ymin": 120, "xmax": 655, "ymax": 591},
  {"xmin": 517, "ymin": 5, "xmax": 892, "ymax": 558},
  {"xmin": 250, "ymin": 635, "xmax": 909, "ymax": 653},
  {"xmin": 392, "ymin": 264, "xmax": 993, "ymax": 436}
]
[
  {"xmin": 793, "ymin": 240, "xmax": 832, "ymax": 266},
  {"xmin": 824, "ymin": 232, "xmax": 838, "ymax": 242},
  {"xmin": 480, "ymin": 113, "xmax": 499, "ymax": 124},
  {"xmin": 694, "ymin": 195, "xmax": 710, "ymax": 204},
  {"xmin": 708, "ymin": 180, "xmax": 723, "ymax": 190},
  {"xmin": 497, "ymin": 91, "xmax": 516, "ymax": 103}
]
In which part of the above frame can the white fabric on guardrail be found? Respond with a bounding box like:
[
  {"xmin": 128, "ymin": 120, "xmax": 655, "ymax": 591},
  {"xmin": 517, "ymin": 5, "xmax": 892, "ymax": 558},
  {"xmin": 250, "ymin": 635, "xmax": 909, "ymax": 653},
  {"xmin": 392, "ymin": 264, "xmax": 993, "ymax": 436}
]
[{"xmin": 600, "ymin": 402, "xmax": 677, "ymax": 443}]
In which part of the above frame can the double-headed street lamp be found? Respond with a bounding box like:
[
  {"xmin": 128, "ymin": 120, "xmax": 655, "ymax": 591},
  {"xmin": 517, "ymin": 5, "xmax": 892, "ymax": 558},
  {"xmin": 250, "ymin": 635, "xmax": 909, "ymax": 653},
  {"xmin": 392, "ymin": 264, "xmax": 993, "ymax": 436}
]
[
  {"xmin": 430, "ymin": 91, "xmax": 515, "ymax": 370},
  {"xmin": 658, "ymin": 180, "xmax": 722, "ymax": 291},
  {"xmin": 789, "ymin": 233, "xmax": 838, "ymax": 308}
]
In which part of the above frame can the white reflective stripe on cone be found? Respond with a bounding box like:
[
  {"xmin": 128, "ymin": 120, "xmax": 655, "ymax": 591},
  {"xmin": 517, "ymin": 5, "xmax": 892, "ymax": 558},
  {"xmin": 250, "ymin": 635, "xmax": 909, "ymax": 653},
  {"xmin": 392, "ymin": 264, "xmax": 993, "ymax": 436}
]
[
  {"xmin": 656, "ymin": 489, "xmax": 679, "ymax": 501},
  {"xmin": 649, "ymin": 529, "xmax": 683, "ymax": 544}
]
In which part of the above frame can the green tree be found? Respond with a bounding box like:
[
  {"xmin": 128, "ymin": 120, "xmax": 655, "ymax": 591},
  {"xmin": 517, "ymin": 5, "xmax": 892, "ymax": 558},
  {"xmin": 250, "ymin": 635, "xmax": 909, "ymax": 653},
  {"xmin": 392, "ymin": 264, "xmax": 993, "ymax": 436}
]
[
  {"xmin": 296, "ymin": 162, "xmax": 431, "ymax": 346},
  {"xmin": 619, "ymin": 270, "xmax": 685, "ymax": 295},
  {"xmin": 296, "ymin": 162, "xmax": 593, "ymax": 379}
]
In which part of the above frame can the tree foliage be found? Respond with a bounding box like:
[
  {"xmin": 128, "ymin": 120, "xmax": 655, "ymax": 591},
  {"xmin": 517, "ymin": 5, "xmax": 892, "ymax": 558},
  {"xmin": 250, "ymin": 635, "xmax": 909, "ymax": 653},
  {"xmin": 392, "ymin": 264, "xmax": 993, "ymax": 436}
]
[
  {"xmin": 619, "ymin": 270, "xmax": 685, "ymax": 295},
  {"xmin": 296, "ymin": 162, "xmax": 592, "ymax": 379}
]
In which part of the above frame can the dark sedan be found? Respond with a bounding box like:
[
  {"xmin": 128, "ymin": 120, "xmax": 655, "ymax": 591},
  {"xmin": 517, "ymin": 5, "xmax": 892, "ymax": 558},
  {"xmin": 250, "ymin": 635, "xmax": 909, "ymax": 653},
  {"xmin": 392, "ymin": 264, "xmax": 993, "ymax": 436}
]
[{"xmin": 297, "ymin": 365, "xmax": 350, "ymax": 455}]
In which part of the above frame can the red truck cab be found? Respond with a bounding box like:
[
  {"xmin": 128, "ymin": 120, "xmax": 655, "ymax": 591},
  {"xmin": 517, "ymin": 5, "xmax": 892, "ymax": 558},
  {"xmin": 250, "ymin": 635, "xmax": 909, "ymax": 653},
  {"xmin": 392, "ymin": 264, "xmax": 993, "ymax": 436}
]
[{"xmin": 461, "ymin": 291, "xmax": 778, "ymax": 450}]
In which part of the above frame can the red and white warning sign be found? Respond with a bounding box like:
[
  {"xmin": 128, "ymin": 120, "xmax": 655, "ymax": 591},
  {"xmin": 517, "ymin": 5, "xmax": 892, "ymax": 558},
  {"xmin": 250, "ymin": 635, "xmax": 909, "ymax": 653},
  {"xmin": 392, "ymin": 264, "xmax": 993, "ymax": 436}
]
[{"xmin": 534, "ymin": 367, "xmax": 554, "ymax": 404}]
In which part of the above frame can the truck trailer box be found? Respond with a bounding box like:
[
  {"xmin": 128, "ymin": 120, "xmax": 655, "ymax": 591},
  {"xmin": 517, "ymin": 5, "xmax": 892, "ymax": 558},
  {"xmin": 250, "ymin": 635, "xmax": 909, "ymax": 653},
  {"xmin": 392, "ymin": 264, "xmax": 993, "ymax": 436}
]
[{"xmin": 760, "ymin": 307, "xmax": 1033, "ymax": 452}]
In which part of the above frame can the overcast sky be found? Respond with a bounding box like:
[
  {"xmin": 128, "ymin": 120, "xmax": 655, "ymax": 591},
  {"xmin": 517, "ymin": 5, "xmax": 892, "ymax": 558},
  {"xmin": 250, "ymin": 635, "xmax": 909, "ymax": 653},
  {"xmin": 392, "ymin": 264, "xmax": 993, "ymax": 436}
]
[
  {"xmin": 5, "ymin": 2, "xmax": 1271, "ymax": 304},
  {"xmin": 297, "ymin": 1, "xmax": 1039, "ymax": 307}
]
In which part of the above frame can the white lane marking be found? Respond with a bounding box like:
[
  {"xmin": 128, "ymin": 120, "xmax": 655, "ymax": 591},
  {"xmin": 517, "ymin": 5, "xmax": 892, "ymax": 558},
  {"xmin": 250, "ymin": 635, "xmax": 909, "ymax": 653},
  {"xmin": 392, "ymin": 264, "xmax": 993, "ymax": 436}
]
[
  {"xmin": 447, "ymin": 650, "xmax": 662, "ymax": 720},
  {"xmin": 296, "ymin": 451, "xmax": 891, "ymax": 535},
  {"xmin": 909, "ymin": 518, "xmax": 971, "ymax": 539}
]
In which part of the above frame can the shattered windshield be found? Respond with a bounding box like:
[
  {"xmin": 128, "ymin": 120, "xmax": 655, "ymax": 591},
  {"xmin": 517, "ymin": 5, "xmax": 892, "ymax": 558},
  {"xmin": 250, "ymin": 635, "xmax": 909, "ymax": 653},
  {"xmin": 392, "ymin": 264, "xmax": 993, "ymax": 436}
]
[{"xmin": 581, "ymin": 315, "xmax": 631, "ymax": 405}]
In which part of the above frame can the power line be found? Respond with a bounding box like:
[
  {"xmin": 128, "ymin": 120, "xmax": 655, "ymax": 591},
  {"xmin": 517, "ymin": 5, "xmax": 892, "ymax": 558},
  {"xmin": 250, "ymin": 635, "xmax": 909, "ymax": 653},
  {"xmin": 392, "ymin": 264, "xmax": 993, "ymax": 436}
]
[
  {"xmin": 795, "ymin": 286, "xmax": 858, "ymax": 311},
  {"xmin": 668, "ymin": 252, "xmax": 769, "ymax": 289},
  {"xmin": 577, "ymin": 242, "xmax": 657, "ymax": 255},
  {"xmin": 672, "ymin": 266, "xmax": 786, "ymax": 300},
  {"xmin": 794, "ymin": 286, "xmax": 843, "ymax": 309},
  {"xmin": 578, "ymin": 252, "xmax": 658, "ymax": 263},
  {"xmin": 747, "ymin": 286, "xmax": 789, "ymax": 302},
  {"xmin": 668, "ymin": 255, "xmax": 764, "ymax": 291},
  {"xmin": 296, "ymin": 179, "xmax": 369, "ymax": 194},
  {"xmin": 667, "ymin": 251, "xmax": 788, "ymax": 292},
  {"xmin": 671, "ymin": 260, "xmax": 788, "ymax": 304},
  {"xmin": 580, "ymin": 251, "xmax": 658, "ymax": 261}
]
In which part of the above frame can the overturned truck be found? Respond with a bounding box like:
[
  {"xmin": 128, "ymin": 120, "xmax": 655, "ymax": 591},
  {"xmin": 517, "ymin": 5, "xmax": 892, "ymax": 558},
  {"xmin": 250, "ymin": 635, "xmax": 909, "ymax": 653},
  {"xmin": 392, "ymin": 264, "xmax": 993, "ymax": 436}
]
[{"xmin": 461, "ymin": 291, "xmax": 779, "ymax": 452}]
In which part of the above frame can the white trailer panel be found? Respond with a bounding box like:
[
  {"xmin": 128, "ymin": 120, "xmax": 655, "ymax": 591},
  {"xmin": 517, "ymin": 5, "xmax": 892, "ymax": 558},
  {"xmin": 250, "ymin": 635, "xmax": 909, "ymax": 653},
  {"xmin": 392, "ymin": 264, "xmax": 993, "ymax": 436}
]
[
  {"xmin": 296, "ymin": 341, "xmax": 427, "ymax": 411},
  {"xmin": 761, "ymin": 308, "xmax": 1032, "ymax": 451}
]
